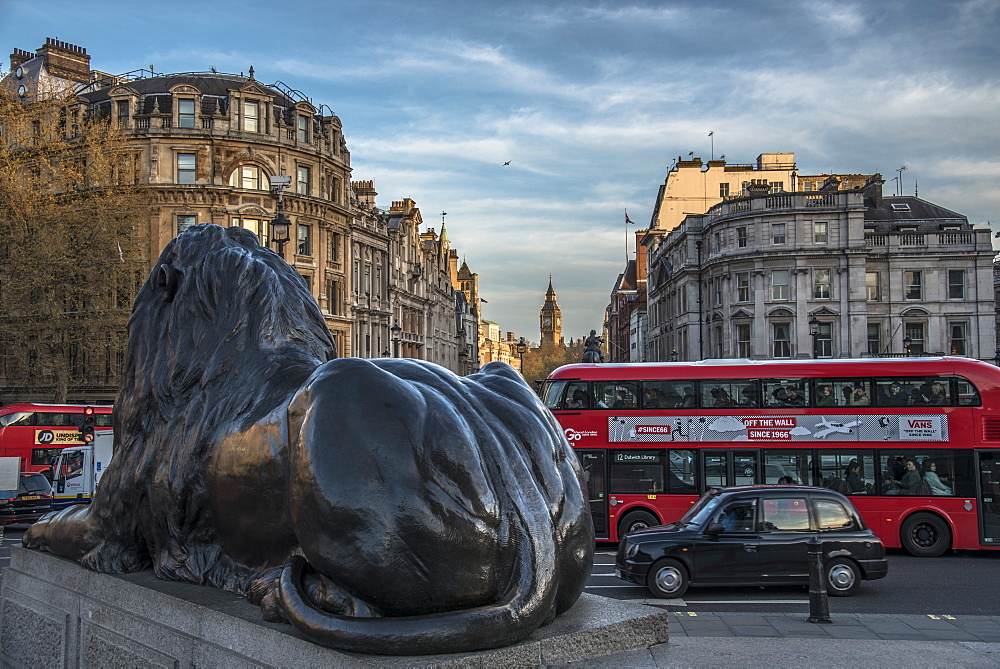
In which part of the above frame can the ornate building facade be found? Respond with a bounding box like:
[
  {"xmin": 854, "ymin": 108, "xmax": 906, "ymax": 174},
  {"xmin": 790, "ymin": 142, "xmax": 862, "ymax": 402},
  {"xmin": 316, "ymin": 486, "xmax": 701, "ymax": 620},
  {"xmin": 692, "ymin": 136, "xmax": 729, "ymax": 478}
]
[
  {"xmin": 1, "ymin": 38, "xmax": 483, "ymax": 401},
  {"xmin": 643, "ymin": 177, "xmax": 996, "ymax": 361}
]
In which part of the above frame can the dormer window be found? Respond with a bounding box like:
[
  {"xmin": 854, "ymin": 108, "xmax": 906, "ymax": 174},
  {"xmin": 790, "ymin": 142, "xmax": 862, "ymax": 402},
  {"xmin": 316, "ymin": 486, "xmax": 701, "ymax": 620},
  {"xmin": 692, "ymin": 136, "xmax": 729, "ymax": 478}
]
[
  {"xmin": 244, "ymin": 100, "xmax": 260, "ymax": 132},
  {"xmin": 178, "ymin": 99, "xmax": 196, "ymax": 128},
  {"xmin": 297, "ymin": 115, "xmax": 309, "ymax": 143}
]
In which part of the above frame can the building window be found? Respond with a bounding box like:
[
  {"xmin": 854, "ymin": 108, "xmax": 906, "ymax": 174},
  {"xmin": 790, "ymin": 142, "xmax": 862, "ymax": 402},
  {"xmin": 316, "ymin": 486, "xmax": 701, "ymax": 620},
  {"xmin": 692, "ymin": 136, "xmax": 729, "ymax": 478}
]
[
  {"xmin": 772, "ymin": 270, "xmax": 789, "ymax": 300},
  {"xmin": 116, "ymin": 100, "xmax": 129, "ymax": 127},
  {"xmin": 714, "ymin": 325, "xmax": 723, "ymax": 357},
  {"xmin": 769, "ymin": 181, "xmax": 783, "ymax": 193},
  {"xmin": 815, "ymin": 322, "xmax": 832, "ymax": 358},
  {"xmin": 297, "ymin": 165, "xmax": 311, "ymax": 195},
  {"xmin": 329, "ymin": 233, "xmax": 339, "ymax": 262},
  {"xmin": 772, "ymin": 222, "xmax": 786, "ymax": 245},
  {"xmin": 867, "ymin": 323, "xmax": 881, "ymax": 356},
  {"xmin": 736, "ymin": 272, "xmax": 750, "ymax": 302},
  {"xmin": 297, "ymin": 223, "xmax": 311, "ymax": 256},
  {"xmin": 736, "ymin": 323, "xmax": 751, "ymax": 358},
  {"xmin": 905, "ymin": 323, "xmax": 925, "ymax": 355},
  {"xmin": 178, "ymin": 98, "xmax": 196, "ymax": 128},
  {"xmin": 177, "ymin": 153, "xmax": 196, "ymax": 184},
  {"xmin": 948, "ymin": 269, "xmax": 965, "ymax": 299},
  {"xmin": 713, "ymin": 277, "xmax": 722, "ymax": 306},
  {"xmin": 950, "ymin": 322, "xmax": 968, "ymax": 355},
  {"xmin": 866, "ymin": 272, "xmax": 880, "ymax": 301},
  {"xmin": 297, "ymin": 115, "xmax": 309, "ymax": 143},
  {"xmin": 803, "ymin": 181, "xmax": 815, "ymax": 192},
  {"xmin": 772, "ymin": 323, "xmax": 791, "ymax": 358},
  {"xmin": 904, "ymin": 270, "xmax": 922, "ymax": 300},
  {"xmin": 813, "ymin": 269, "xmax": 831, "ymax": 299},
  {"xmin": 720, "ymin": 183, "xmax": 730, "ymax": 198},
  {"xmin": 244, "ymin": 100, "xmax": 259, "ymax": 133},
  {"xmin": 328, "ymin": 279, "xmax": 339, "ymax": 314},
  {"xmin": 231, "ymin": 217, "xmax": 266, "ymax": 244},
  {"xmin": 713, "ymin": 231, "xmax": 722, "ymax": 252},
  {"xmin": 737, "ymin": 227, "xmax": 747, "ymax": 248},
  {"xmin": 177, "ymin": 214, "xmax": 197, "ymax": 234},
  {"xmin": 814, "ymin": 221, "xmax": 828, "ymax": 244},
  {"xmin": 229, "ymin": 164, "xmax": 264, "ymax": 190}
]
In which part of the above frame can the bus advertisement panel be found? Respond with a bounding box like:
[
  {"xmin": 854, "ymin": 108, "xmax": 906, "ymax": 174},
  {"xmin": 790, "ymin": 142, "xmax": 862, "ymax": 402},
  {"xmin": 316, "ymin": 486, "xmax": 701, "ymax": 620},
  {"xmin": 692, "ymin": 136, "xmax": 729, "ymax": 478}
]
[
  {"xmin": 542, "ymin": 357, "xmax": 1000, "ymax": 556},
  {"xmin": 0, "ymin": 404, "xmax": 113, "ymax": 474}
]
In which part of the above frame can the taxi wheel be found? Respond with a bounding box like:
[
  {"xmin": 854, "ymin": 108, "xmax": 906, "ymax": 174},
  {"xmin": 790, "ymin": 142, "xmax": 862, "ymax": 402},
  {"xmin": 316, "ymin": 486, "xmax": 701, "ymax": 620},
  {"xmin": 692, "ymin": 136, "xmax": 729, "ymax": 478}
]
[
  {"xmin": 901, "ymin": 513, "xmax": 950, "ymax": 557},
  {"xmin": 825, "ymin": 558, "xmax": 861, "ymax": 597},
  {"xmin": 619, "ymin": 510, "xmax": 659, "ymax": 536},
  {"xmin": 647, "ymin": 558, "xmax": 689, "ymax": 599}
]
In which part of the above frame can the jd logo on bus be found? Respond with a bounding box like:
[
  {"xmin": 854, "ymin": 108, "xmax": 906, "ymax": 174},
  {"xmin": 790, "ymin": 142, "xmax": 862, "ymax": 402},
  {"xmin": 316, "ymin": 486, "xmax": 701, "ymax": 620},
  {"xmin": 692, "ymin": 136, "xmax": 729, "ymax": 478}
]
[{"xmin": 37, "ymin": 430, "xmax": 55, "ymax": 444}]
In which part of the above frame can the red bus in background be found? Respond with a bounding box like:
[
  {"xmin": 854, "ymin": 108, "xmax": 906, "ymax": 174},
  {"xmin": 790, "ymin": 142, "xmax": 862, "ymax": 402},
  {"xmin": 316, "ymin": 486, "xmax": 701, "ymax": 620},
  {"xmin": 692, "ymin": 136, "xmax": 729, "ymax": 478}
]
[
  {"xmin": 0, "ymin": 403, "xmax": 113, "ymax": 474},
  {"xmin": 541, "ymin": 357, "xmax": 1000, "ymax": 556}
]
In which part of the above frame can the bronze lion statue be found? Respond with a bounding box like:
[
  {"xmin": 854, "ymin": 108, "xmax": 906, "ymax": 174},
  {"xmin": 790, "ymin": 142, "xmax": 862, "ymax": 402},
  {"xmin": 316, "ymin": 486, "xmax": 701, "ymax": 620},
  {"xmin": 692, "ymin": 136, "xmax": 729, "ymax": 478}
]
[{"xmin": 24, "ymin": 224, "xmax": 594, "ymax": 655}]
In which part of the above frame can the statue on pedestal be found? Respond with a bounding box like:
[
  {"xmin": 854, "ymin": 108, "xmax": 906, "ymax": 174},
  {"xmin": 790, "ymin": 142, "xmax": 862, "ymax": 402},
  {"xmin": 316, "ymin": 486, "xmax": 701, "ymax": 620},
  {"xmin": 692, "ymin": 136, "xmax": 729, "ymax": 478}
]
[
  {"xmin": 24, "ymin": 224, "xmax": 594, "ymax": 656},
  {"xmin": 582, "ymin": 329, "xmax": 604, "ymax": 363}
]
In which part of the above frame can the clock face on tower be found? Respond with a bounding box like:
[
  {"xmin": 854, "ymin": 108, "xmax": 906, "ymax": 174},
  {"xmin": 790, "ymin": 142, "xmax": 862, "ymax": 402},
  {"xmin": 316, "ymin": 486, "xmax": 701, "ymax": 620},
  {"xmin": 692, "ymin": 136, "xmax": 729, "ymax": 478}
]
[{"xmin": 544, "ymin": 317, "xmax": 552, "ymax": 326}]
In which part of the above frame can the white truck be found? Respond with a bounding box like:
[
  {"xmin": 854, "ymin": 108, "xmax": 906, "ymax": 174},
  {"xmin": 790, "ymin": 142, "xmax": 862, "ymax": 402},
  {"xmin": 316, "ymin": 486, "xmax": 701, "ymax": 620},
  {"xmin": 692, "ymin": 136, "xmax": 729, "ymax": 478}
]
[{"xmin": 51, "ymin": 429, "xmax": 113, "ymax": 509}]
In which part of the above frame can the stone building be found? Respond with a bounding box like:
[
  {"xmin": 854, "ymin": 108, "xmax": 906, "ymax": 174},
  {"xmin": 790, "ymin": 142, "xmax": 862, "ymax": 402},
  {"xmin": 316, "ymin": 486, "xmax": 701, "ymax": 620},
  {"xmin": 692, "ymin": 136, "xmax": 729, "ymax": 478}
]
[
  {"xmin": 643, "ymin": 176, "xmax": 996, "ymax": 362},
  {"xmin": 0, "ymin": 38, "xmax": 483, "ymax": 401}
]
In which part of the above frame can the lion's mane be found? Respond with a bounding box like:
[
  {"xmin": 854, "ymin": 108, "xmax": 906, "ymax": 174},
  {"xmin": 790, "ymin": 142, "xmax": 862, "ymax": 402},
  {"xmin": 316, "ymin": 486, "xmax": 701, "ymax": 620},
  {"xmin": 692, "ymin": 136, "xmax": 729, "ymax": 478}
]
[{"xmin": 85, "ymin": 224, "xmax": 336, "ymax": 586}]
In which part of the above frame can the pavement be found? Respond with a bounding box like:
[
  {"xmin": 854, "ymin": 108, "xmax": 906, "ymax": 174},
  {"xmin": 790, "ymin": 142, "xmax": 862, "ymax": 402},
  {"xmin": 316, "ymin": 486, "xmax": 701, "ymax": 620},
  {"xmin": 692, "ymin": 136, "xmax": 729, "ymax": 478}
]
[{"xmin": 559, "ymin": 608, "xmax": 1000, "ymax": 667}]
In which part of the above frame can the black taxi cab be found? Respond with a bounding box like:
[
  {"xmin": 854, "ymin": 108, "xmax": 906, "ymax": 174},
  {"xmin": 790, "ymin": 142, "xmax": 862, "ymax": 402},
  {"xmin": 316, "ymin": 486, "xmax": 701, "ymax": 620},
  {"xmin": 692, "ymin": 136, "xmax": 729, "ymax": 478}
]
[{"xmin": 616, "ymin": 485, "xmax": 888, "ymax": 598}]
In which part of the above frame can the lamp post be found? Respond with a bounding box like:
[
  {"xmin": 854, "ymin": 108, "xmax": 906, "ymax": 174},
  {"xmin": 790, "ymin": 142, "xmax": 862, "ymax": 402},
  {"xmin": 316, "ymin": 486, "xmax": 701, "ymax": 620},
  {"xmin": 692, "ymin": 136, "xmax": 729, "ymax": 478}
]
[
  {"xmin": 391, "ymin": 322, "xmax": 402, "ymax": 358},
  {"xmin": 516, "ymin": 337, "xmax": 527, "ymax": 372},
  {"xmin": 903, "ymin": 335, "xmax": 912, "ymax": 357},
  {"xmin": 809, "ymin": 316, "xmax": 821, "ymax": 359},
  {"xmin": 268, "ymin": 175, "xmax": 292, "ymax": 259}
]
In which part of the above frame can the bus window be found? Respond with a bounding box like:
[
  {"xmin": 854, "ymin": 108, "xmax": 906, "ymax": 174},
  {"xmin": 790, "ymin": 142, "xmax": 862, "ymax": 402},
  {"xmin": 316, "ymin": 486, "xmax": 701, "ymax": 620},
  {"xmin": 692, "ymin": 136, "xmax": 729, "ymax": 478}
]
[
  {"xmin": 881, "ymin": 449, "xmax": 959, "ymax": 496},
  {"xmin": 762, "ymin": 450, "xmax": 810, "ymax": 485},
  {"xmin": 813, "ymin": 379, "xmax": 871, "ymax": 408},
  {"xmin": 593, "ymin": 382, "xmax": 639, "ymax": 409},
  {"xmin": 701, "ymin": 380, "xmax": 753, "ymax": 409},
  {"xmin": 610, "ymin": 450, "xmax": 665, "ymax": 493},
  {"xmin": 563, "ymin": 382, "xmax": 589, "ymax": 409},
  {"xmin": 0, "ymin": 412, "xmax": 33, "ymax": 427},
  {"xmin": 31, "ymin": 448, "xmax": 63, "ymax": 468},
  {"xmin": 668, "ymin": 449, "xmax": 697, "ymax": 493},
  {"xmin": 815, "ymin": 451, "xmax": 875, "ymax": 494},
  {"xmin": 641, "ymin": 381, "xmax": 687, "ymax": 409},
  {"xmin": 761, "ymin": 379, "xmax": 809, "ymax": 408},
  {"xmin": 542, "ymin": 380, "xmax": 568, "ymax": 410},
  {"xmin": 955, "ymin": 377, "xmax": 981, "ymax": 406}
]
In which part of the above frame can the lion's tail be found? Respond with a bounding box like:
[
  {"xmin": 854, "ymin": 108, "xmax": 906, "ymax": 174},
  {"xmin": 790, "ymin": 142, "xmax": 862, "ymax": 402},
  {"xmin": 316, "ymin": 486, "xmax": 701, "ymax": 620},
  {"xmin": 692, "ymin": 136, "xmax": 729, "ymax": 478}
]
[{"xmin": 276, "ymin": 511, "xmax": 559, "ymax": 656}]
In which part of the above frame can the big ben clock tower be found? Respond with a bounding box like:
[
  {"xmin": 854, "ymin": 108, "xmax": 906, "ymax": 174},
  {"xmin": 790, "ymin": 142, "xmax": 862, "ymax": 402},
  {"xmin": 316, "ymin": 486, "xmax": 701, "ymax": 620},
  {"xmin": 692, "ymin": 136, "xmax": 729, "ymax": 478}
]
[{"xmin": 540, "ymin": 276, "xmax": 563, "ymax": 347}]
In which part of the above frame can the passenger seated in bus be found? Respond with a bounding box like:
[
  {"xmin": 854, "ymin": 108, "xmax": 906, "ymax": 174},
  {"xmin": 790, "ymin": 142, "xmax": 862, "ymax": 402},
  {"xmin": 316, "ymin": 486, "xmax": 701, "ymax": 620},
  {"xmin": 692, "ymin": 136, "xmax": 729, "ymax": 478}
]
[
  {"xmin": 845, "ymin": 460, "xmax": 866, "ymax": 493},
  {"xmin": 681, "ymin": 386, "xmax": 697, "ymax": 407},
  {"xmin": 922, "ymin": 459, "xmax": 952, "ymax": 495},
  {"xmin": 612, "ymin": 390, "xmax": 634, "ymax": 408},
  {"xmin": 710, "ymin": 387, "xmax": 734, "ymax": 408},
  {"xmin": 927, "ymin": 382, "xmax": 947, "ymax": 405},
  {"xmin": 881, "ymin": 382, "xmax": 909, "ymax": 407},
  {"xmin": 643, "ymin": 387, "xmax": 668, "ymax": 408},
  {"xmin": 739, "ymin": 386, "xmax": 758, "ymax": 407},
  {"xmin": 910, "ymin": 384, "xmax": 931, "ymax": 406},
  {"xmin": 777, "ymin": 476, "xmax": 797, "ymax": 485},
  {"xmin": 771, "ymin": 387, "xmax": 788, "ymax": 406},
  {"xmin": 782, "ymin": 386, "xmax": 804, "ymax": 407},
  {"xmin": 564, "ymin": 390, "xmax": 586, "ymax": 409},
  {"xmin": 898, "ymin": 458, "xmax": 922, "ymax": 494},
  {"xmin": 849, "ymin": 385, "xmax": 870, "ymax": 406},
  {"xmin": 816, "ymin": 385, "xmax": 836, "ymax": 407}
]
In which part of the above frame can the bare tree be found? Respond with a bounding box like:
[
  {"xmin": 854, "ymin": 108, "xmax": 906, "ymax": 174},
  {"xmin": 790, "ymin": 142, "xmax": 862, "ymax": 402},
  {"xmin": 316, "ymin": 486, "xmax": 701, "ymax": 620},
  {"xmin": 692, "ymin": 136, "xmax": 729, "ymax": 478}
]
[{"xmin": 0, "ymin": 87, "xmax": 149, "ymax": 403}]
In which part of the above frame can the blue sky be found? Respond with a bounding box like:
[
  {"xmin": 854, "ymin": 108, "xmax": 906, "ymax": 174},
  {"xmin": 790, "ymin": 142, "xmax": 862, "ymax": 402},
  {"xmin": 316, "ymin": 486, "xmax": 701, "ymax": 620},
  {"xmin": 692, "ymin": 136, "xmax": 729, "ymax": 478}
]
[{"xmin": 2, "ymin": 0, "xmax": 998, "ymax": 342}]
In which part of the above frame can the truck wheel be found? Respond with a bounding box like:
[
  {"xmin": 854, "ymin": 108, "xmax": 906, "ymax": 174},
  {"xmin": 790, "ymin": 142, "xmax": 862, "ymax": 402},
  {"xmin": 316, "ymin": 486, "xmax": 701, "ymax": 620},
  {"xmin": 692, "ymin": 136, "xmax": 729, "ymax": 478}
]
[
  {"xmin": 619, "ymin": 510, "xmax": 659, "ymax": 536},
  {"xmin": 901, "ymin": 512, "xmax": 951, "ymax": 557}
]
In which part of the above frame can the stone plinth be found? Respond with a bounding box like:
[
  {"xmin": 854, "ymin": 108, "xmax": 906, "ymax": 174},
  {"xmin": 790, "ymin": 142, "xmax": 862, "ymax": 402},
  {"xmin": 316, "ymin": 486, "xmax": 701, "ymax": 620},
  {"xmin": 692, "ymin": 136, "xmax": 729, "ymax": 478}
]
[{"xmin": 1, "ymin": 547, "xmax": 668, "ymax": 668}]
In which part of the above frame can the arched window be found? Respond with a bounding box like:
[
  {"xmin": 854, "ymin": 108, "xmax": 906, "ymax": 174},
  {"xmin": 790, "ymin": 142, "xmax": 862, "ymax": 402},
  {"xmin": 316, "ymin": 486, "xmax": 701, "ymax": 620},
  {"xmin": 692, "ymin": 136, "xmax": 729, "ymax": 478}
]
[{"xmin": 229, "ymin": 164, "xmax": 265, "ymax": 190}]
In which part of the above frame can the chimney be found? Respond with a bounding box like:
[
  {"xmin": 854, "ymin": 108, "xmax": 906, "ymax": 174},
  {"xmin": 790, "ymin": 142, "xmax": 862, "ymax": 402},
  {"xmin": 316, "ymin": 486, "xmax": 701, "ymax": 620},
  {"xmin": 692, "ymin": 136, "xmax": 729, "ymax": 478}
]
[
  {"xmin": 39, "ymin": 38, "xmax": 91, "ymax": 85},
  {"xmin": 862, "ymin": 174, "xmax": 885, "ymax": 208},
  {"xmin": 351, "ymin": 179, "xmax": 377, "ymax": 208},
  {"xmin": 9, "ymin": 47, "xmax": 33, "ymax": 71}
]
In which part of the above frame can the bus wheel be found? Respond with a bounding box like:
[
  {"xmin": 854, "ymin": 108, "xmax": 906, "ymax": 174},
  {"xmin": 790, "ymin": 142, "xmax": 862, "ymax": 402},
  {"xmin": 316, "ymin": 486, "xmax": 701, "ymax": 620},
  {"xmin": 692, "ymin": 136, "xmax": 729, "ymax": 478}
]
[
  {"xmin": 619, "ymin": 510, "xmax": 659, "ymax": 536},
  {"xmin": 901, "ymin": 512, "xmax": 951, "ymax": 557},
  {"xmin": 647, "ymin": 558, "xmax": 689, "ymax": 598}
]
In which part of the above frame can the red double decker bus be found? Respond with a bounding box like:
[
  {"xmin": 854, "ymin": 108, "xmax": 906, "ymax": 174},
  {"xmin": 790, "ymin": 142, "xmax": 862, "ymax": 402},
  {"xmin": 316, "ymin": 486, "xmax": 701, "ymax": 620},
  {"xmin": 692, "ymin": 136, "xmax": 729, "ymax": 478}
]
[
  {"xmin": 0, "ymin": 403, "xmax": 113, "ymax": 474},
  {"xmin": 541, "ymin": 357, "xmax": 1000, "ymax": 556}
]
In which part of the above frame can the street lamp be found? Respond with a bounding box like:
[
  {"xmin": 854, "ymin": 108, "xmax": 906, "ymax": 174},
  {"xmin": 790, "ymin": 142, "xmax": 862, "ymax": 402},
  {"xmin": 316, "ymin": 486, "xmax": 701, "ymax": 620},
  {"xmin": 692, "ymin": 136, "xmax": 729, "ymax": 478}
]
[
  {"xmin": 391, "ymin": 322, "xmax": 402, "ymax": 358},
  {"xmin": 516, "ymin": 337, "xmax": 528, "ymax": 372},
  {"xmin": 809, "ymin": 316, "xmax": 821, "ymax": 359},
  {"xmin": 269, "ymin": 175, "xmax": 292, "ymax": 259},
  {"xmin": 903, "ymin": 335, "xmax": 912, "ymax": 357}
]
